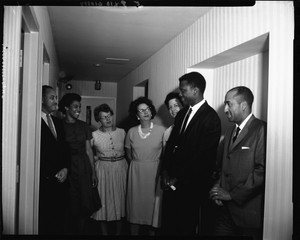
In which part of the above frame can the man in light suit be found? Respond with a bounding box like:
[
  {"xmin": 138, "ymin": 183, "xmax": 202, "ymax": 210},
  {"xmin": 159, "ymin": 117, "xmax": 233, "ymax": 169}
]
[
  {"xmin": 161, "ymin": 72, "xmax": 221, "ymax": 235},
  {"xmin": 209, "ymin": 86, "xmax": 266, "ymax": 240},
  {"xmin": 39, "ymin": 85, "xmax": 70, "ymax": 235}
]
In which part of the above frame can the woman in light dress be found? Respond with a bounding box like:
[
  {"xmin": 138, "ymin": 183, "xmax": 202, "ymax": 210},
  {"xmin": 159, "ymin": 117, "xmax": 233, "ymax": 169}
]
[
  {"xmin": 125, "ymin": 97, "xmax": 165, "ymax": 235},
  {"xmin": 152, "ymin": 92, "xmax": 184, "ymax": 232},
  {"xmin": 91, "ymin": 104, "xmax": 128, "ymax": 235}
]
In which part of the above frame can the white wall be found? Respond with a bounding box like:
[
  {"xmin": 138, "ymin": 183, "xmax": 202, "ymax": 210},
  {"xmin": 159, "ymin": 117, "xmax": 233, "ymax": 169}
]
[
  {"xmin": 212, "ymin": 51, "xmax": 269, "ymax": 136},
  {"xmin": 117, "ymin": 2, "xmax": 294, "ymax": 239}
]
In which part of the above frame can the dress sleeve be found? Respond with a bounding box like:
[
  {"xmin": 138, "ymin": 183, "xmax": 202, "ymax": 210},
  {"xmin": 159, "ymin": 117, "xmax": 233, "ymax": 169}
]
[
  {"xmin": 125, "ymin": 128, "xmax": 132, "ymax": 149},
  {"xmin": 83, "ymin": 121, "xmax": 93, "ymax": 140},
  {"xmin": 120, "ymin": 128, "xmax": 126, "ymax": 142}
]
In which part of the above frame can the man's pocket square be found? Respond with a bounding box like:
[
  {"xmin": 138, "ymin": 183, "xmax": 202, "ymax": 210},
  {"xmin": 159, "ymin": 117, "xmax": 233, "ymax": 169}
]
[{"xmin": 241, "ymin": 146, "xmax": 250, "ymax": 149}]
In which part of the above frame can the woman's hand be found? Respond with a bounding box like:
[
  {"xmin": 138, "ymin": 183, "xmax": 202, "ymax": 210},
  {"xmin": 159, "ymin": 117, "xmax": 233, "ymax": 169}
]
[{"xmin": 92, "ymin": 170, "xmax": 98, "ymax": 187}]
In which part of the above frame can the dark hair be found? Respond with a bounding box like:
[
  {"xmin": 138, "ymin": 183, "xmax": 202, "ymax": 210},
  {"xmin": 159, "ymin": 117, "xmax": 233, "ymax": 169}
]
[
  {"xmin": 58, "ymin": 93, "xmax": 81, "ymax": 114},
  {"xmin": 228, "ymin": 86, "xmax": 254, "ymax": 109},
  {"xmin": 128, "ymin": 96, "xmax": 156, "ymax": 120},
  {"xmin": 179, "ymin": 72, "xmax": 206, "ymax": 95},
  {"xmin": 42, "ymin": 85, "xmax": 54, "ymax": 97},
  {"xmin": 164, "ymin": 92, "xmax": 184, "ymax": 108},
  {"xmin": 94, "ymin": 103, "xmax": 114, "ymax": 122}
]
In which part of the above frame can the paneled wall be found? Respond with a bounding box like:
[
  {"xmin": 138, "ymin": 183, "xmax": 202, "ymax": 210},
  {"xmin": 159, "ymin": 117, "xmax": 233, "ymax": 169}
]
[
  {"xmin": 213, "ymin": 51, "xmax": 269, "ymax": 136},
  {"xmin": 59, "ymin": 80, "xmax": 117, "ymax": 99},
  {"xmin": 117, "ymin": 2, "xmax": 294, "ymax": 240}
]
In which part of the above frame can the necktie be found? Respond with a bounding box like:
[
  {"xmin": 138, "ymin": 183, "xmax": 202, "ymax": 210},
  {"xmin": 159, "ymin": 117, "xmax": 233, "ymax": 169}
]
[
  {"xmin": 47, "ymin": 114, "xmax": 57, "ymax": 139},
  {"xmin": 179, "ymin": 108, "xmax": 192, "ymax": 136},
  {"xmin": 233, "ymin": 127, "xmax": 240, "ymax": 143}
]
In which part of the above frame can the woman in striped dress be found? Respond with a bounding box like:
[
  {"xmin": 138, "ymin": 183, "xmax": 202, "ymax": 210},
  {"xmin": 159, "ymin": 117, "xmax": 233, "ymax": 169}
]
[{"xmin": 91, "ymin": 104, "xmax": 128, "ymax": 235}]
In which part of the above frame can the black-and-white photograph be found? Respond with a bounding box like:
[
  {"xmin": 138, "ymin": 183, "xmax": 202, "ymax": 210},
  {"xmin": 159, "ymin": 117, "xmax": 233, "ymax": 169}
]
[{"xmin": 2, "ymin": 1, "xmax": 298, "ymax": 239}]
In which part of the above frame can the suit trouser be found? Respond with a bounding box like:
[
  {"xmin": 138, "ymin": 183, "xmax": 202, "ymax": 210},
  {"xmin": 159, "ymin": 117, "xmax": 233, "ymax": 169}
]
[
  {"xmin": 212, "ymin": 203, "xmax": 262, "ymax": 240},
  {"xmin": 161, "ymin": 183, "xmax": 205, "ymax": 236},
  {"xmin": 39, "ymin": 178, "xmax": 68, "ymax": 235}
]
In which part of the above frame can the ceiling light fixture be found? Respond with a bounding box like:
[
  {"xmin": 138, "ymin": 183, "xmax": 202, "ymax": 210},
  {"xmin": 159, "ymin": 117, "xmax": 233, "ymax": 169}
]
[
  {"xmin": 104, "ymin": 58, "xmax": 129, "ymax": 65},
  {"xmin": 106, "ymin": 58, "xmax": 129, "ymax": 61},
  {"xmin": 94, "ymin": 63, "xmax": 101, "ymax": 67}
]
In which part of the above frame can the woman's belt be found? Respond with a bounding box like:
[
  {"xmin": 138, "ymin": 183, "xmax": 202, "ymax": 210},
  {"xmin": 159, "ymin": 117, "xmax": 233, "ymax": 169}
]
[
  {"xmin": 98, "ymin": 156, "xmax": 124, "ymax": 162},
  {"xmin": 131, "ymin": 159, "xmax": 159, "ymax": 163}
]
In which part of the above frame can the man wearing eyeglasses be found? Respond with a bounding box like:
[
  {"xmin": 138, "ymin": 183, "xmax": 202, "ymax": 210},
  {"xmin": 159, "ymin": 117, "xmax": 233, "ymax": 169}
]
[{"xmin": 161, "ymin": 72, "xmax": 221, "ymax": 236}]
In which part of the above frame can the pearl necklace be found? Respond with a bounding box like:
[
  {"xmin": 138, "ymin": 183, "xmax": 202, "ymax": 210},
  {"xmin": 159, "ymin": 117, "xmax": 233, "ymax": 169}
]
[{"xmin": 138, "ymin": 122, "xmax": 153, "ymax": 139}]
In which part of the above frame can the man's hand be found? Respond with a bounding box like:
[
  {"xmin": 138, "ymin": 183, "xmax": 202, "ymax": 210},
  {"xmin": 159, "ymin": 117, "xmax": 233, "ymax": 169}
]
[
  {"xmin": 209, "ymin": 185, "xmax": 232, "ymax": 205},
  {"xmin": 160, "ymin": 171, "xmax": 170, "ymax": 190},
  {"xmin": 55, "ymin": 168, "xmax": 68, "ymax": 183},
  {"xmin": 160, "ymin": 171, "xmax": 177, "ymax": 191},
  {"xmin": 167, "ymin": 177, "xmax": 177, "ymax": 190}
]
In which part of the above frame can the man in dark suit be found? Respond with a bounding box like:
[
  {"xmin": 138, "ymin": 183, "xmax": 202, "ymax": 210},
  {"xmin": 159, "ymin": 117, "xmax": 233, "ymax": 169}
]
[
  {"xmin": 161, "ymin": 72, "xmax": 221, "ymax": 235},
  {"xmin": 209, "ymin": 86, "xmax": 266, "ymax": 240},
  {"xmin": 39, "ymin": 85, "xmax": 70, "ymax": 235}
]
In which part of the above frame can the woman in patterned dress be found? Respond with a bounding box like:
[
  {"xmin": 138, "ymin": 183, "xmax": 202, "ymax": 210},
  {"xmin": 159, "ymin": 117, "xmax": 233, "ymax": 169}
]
[
  {"xmin": 58, "ymin": 93, "xmax": 99, "ymax": 235},
  {"xmin": 91, "ymin": 104, "xmax": 128, "ymax": 235},
  {"xmin": 125, "ymin": 97, "xmax": 165, "ymax": 235}
]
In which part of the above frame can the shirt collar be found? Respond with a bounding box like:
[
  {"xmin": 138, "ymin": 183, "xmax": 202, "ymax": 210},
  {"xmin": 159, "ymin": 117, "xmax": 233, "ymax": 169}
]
[
  {"xmin": 41, "ymin": 111, "xmax": 52, "ymax": 123},
  {"xmin": 41, "ymin": 111, "xmax": 47, "ymax": 122},
  {"xmin": 236, "ymin": 113, "xmax": 253, "ymax": 131},
  {"xmin": 190, "ymin": 99, "xmax": 206, "ymax": 113}
]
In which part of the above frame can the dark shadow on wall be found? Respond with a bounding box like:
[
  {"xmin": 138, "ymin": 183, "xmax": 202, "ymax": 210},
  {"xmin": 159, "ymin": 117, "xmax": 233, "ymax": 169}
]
[
  {"xmin": 156, "ymin": 103, "xmax": 173, "ymax": 128},
  {"xmin": 215, "ymin": 103, "xmax": 235, "ymax": 138},
  {"xmin": 118, "ymin": 116, "xmax": 139, "ymax": 133}
]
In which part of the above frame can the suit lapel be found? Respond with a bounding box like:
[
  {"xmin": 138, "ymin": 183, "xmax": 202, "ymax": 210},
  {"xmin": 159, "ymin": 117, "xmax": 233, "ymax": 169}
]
[
  {"xmin": 225, "ymin": 127, "xmax": 235, "ymax": 153},
  {"xmin": 229, "ymin": 115, "xmax": 256, "ymax": 152},
  {"xmin": 42, "ymin": 116, "xmax": 58, "ymax": 141},
  {"xmin": 183, "ymin": 102, "xmax": 207, "ymax": 136}
]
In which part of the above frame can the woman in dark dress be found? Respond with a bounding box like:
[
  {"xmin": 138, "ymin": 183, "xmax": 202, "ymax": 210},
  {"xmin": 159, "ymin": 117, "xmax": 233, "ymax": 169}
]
[{"xmin": 58, "ymin": 93, "xmax": 100, "ymax": 235}]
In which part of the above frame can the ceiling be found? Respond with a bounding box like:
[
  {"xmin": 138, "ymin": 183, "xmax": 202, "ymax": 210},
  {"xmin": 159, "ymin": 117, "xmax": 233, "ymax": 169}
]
[{"xmin": 47, "ymin": 6, "xmax": 211, "ymax": 83}]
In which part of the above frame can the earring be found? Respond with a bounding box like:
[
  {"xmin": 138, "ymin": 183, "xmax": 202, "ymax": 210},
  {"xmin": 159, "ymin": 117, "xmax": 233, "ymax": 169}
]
[{"xmin": 137, "ymin": 117, "xmax": 140, "ymax": 120}]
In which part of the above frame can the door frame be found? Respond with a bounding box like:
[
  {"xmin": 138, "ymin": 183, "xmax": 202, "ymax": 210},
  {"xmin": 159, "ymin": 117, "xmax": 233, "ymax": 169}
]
[{"xmin": 2, "ymin": 6, "xmax": 40, "ymax": 234}]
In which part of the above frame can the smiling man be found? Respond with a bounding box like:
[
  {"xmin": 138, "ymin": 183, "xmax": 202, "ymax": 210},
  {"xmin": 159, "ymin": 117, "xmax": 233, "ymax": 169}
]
[
  {"xmin": 39, "ymin": 85, "xmax": 71, "ymax": 235},
  {"xmin": 209, "ymin": 86, "xmax": 267, "ymax": 240},
  {"xmin": 160, "ymin": 72, "xmax": 221, "ymax": 236}
]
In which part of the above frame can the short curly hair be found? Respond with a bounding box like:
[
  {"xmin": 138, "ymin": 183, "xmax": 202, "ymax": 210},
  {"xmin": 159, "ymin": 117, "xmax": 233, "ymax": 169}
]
[
  {"xmin": 164, "ymin": 92, "xmax": 184, "ymax": 108},
  {"xmin": 94, "ymin": 103, "xmax": 114, "ymax": 122},
  {"xmin": 58, "ymin": 93, "xmax": 81, "ymax": 114},
  {"xmin": 228, "ymin": 86, "xmax": 254, "ymax": 110},
  {"xmin": 42, "ymin": 85, "xmax": 54, "ymax": 97},
  {"xmin": 128, "ymin": 96, "xmax": 156, "ymax": 120},
  {"xmin": 179, "ymin": 72, "xmax": 206, "ymax": 95}
]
